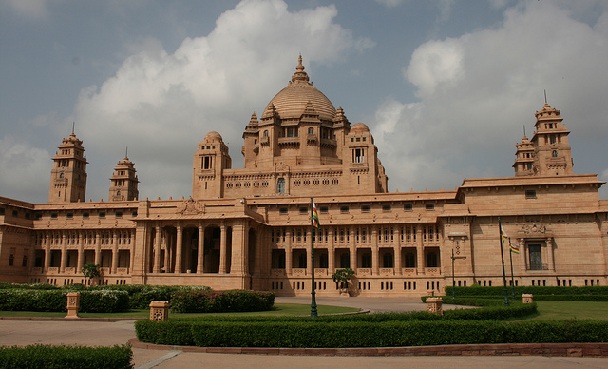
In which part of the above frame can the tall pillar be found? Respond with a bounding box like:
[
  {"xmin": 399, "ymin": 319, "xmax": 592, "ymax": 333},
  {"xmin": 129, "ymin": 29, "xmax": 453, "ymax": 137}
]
[
  {"xmin": 162, "ymin": 232, "xmax": 170, "ymax": 273},
  {"xmin": 94, "ymin": 231, "xmax": 101, "ymax": 266},
  {"xmin": 231, "ymin": 222, "xmax": 245, "ymax": 275},
  {"xmin": 175, "ymin": 226, "xmax": 182, "ymax": 273},
  {"xmin": 307, "ymin": 228, "xmax": 314, "ymax": 275},
  {"xmin": 111, "ymin": 231, "xmax": 119, "ymax": 274},
  {"xmin": 416, "ymin": 225, "xmax": 425, "ymax": 274},
  {"xmin": 60, "ymin": 232, "xmax": 67, "ymax": 273},
  {"xmin": 77, "ymin": 232, "xmax": 84, "ymax": 274},
  {"xmin": 219, "ymin": 223, "xmax": 227, "ymax": 274},
  {"xmin": 546, "ymin": 237, "xmax": 555, "ymax": 271},
  {"xmin": 371, "ymin": 227, "xmax": 379, "ymax": 275},
  {"xmin": 328, "ymin": 228, "xmax": 335, "ymax": 272},
  {"xmin": 153, "ymin": 226, "xmax": 161, "ymax": 273},
  {"xmin": 394, "ymin": 227, "xmax": 402, "ymax": 275},
  {"xmin": 285, "ymin": 228, "xmax": 293, "ymax": 276},
  {"xmin": 197, "ymin": 225, "xmax": 204, "ymax": 274}
]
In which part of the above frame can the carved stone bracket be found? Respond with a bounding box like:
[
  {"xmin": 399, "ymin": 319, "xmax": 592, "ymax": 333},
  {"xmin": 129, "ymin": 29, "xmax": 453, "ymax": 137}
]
[{"xmin": 177, "ymin": 197, "xmax": 205, "ymax": 215}]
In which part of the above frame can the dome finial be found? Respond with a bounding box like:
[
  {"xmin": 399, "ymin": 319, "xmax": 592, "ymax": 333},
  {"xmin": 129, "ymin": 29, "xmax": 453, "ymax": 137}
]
[{"xmin": 292, "ymin": 54, "xmax": 309, "ymax": 83}]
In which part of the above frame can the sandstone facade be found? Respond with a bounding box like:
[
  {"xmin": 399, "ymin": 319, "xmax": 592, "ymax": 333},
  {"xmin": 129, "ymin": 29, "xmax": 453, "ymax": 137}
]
[{"xmin": 1, "ymin": 57, "xmax": 606, "ymax": 296}]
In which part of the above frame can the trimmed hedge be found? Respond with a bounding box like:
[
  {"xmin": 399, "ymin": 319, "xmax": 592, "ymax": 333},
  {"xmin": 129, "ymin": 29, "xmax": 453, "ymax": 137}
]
[
  {"xmin": 0, "ymin": 289, "xmax": 130, "ymax": 313},
  {"xmin": 170, "ymin": 289, "xmax": 275, "ymax": 313},
  {"xmin": 0, "ymin": 344, "xmax": 132, "ymax": 369},
  {"xmin": 136, "ymin": 319, "xmax": 608, "ymax": 348},
  {"xmin": 446, "ymin": 286, "xmax": 608, "ymax": 300}
]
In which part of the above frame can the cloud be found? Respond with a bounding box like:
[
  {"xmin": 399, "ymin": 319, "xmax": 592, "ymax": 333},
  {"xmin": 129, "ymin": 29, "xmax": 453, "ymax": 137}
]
[
  {"xmin": 0, "ymin": 137, "xmax": 50, "ymax": 200},
  {"xmin": 1, "ymin": 0, "xmax": 48, "ymax": 19},
  {"xmin": 69, "ymin": 0, "xmax": 369, "ymax": 201},
  {"xmin": 374, "ymin": 1, "xmax": 608, "ymax": 194},
  {"xmin": 374, "ymin": 0, "xmax": 403, "ymax": 8}
]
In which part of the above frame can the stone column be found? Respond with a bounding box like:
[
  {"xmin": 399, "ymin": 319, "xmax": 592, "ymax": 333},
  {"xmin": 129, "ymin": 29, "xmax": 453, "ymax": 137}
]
[
  {"xmin": 44, "ymin": 233, "xmax": 51, "ymax": 271},
  {"xmin": 94, "ymin": 231, "xmax": 101, "ymax": 266},
  {"xmin": 60, "ymin": 232, "xmax": 67, "ymax": 273},
  {"xmin": 111, "ymin": 231, "xmax": 119, "ymax": 274},
  {"xmin": 328, "ymin": 228, "xmax": 335, "ymax": 273},
  {"xmin": 307, "ymin": 228, "xmax": 314, "ymax": 275},
  {"xmin": 230, "ymin": 222, "xmax": 245, "ymax": 275},
  {"xmin": 175, "ymin": 225, "xmax": 182, "ymax": 273},
  {"xmin": 219, "ymin": 223, "xmax": 227, "ymax": 273},
  {"xmin": 197, "ymin": 225, "xmax": 204, "ymax": 274},
  {"xmin": 77, "ymin": 232, "xmax": 84, "ymax": 274},
  {"xmin": 153, "ymin": 226, "xmax": 161, "ymax": 273},
  {"xmin": 285, "ymin": 228, "xmax": 293, "ymax": 276},
  {"xmin": 416, "ymin": 225, "xmax": 425, "ymax": 274},
  {"xmin": 546, "ymin": 237, "xmax": 555, "ymax": 271},
  {"xmin": 162, "ymin": 232, "xmax": 170, "ymax": 273},
  {"xmin": 371, "ymin": 227, "xmax": 379, "ymax": 275},
  {"xmin": 394, "ymin": 227, "xmax": 402, "ymax": 275}
]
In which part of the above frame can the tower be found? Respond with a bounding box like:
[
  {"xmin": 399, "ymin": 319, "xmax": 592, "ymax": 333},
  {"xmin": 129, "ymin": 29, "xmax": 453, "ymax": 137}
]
[
  {"xmin": 108, "ymin": 151, "xmax": 139, "ymax": 202},
  {"xmin": 513, "ymin": 132, "xmax": 535, "ymax": 176},
  {"xmin": 48, "ymin": 129, "xmax": 88, "ymax": 203},
  {"xmin": 530, "ymin": 103, "xmax": 574, "ymax": 176},
  {"xmin": 192, "ymin": 131, "xmax": 232, "ymax": 199}
]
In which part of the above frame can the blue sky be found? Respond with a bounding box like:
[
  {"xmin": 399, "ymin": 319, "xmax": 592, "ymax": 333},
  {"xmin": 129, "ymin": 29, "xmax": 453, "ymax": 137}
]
[{"xmin": 1, "ymin": 0, "xmax": 607, "ymax": 203}]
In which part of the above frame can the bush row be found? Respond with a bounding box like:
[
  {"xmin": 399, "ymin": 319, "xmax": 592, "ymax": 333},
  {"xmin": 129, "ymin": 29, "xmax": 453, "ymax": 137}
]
[
  {"xmin": 0, "ymin": 344, "xmax": 132, "ymax": 369},
  {"xmin": 0, "ymin": 286, "xmax": 274, "ymax": 314},
  {"xmin": 136, "ymin": 319, "xmax": 608, "ymax": 348},
  {"xmin": 446, "ymin": 285, "xmax": 608, "ymax": 298},
  {"xmin": 170, "ymin": 289, "xmax": 275, "ymax": 313},
  {"xmin": 0, "ymin": 289, "xmax": 129, "ymax": 313}
]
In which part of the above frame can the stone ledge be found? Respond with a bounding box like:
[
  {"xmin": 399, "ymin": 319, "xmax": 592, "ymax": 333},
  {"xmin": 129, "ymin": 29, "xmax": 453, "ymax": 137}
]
[{"xmin": 128, "ymin": 339, "xmax": 608, "ymax": 357}]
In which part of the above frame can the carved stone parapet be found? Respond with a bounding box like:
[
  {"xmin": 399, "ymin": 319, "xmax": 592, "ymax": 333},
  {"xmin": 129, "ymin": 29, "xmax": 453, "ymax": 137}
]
[
  {"xmin": 522, "ymin": 294, "xmax": 534, "ymax": 304},
  {"xmin": 65, "ymin": 292, "xmax": 81, "ymax": 319},
  {"xmin": 149, "ymin": 301, "xmax": 170, "ymax": 321},
  {"xmin": 426, "ymin": 297, "xmax": 443, "ymax": 316}
]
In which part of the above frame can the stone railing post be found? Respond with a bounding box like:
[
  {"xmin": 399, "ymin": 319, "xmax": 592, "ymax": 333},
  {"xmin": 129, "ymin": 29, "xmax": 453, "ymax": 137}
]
[
  {"xmin": 426, "ymin": 297, "xmax": 443, "ymax": 316},
  {"xmin": 149, "ymin": 301, "xmax": 170, "ymax": 321},
  {"xmin": 65, "ymin": 292, "xmax": 81, "ymax": 319},
  {"xmin": 522, "ymin": 294, "xmax": 534, "ymax": 304}
]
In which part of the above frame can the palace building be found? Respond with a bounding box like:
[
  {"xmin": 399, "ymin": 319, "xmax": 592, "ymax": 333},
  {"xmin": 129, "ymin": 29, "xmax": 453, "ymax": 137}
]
[{"xmin": 1, "ymin": 56, "xmax": 607, "ymax": 296}]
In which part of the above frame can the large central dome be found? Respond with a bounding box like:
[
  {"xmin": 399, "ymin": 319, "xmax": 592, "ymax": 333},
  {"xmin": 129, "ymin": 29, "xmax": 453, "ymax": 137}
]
[{"xmin": 264, "ymin": 55, "xmax": 336, "ymax": 121}]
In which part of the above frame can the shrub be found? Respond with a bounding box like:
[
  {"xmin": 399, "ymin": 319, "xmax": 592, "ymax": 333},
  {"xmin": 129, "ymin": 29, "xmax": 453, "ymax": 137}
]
[
  {"xmin": 0, "ymin": 289, "xmax": 66, "ymax": 312},
  {"xmin": 0, "ymin": 344, "xmax": 132, "ymax": 369},
  {"xmin": 135, "ymin": 320, "xmax": 195, "ymax": 346},
  {"xmin": 170, "ymin": 289, "xmax": 274, "ymax": 313},
  {"xmin": 79, "ymin": 290, "xmax": 130, "ymax": 313}
]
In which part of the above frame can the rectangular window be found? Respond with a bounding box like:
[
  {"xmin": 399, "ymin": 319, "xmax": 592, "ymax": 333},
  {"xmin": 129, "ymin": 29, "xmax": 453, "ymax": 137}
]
[
  {"xmin": 115, "ymin": 212, "xmax": 123, "ymax": 218},
  {"xmin": 319, "ymin": 206, "xmax": 329, "ymax": 214},
  {"xmin": 66, "ymin": 213, "xmax": 73, "ymax": 219},
  {"xmin": 340, "ymin": 205, "xmax": 349, "ymax": 214},
  {"xmin": 99, "ymin": 212, "xmax": 106, "ymax": 218},
  {"xmin": 279, "ymin": 207, "xmax": 288, "ymax": 215},
  {"xmin": 83, "ymin": 212, "xmax": 89, "ymax": 219},
  {"xmin": 404, "ymin": 203, "xmax": 413, "ymax": 211},
  {"xmin": 361, "ymin": 204, "xmax": 370, "ymax": 213},
  {"xmin": 528, "ymin": 244, "xmax": 542, "ymax": 270},
  {"xmin": 525, "ymin": 190, "xmax": 537, "ymax": 199},
  {"xmin": 50, "ymin": 213, "xmax": 58, "ymax": 219},
  {"xmin": 382, "ymin": 204, "xmax": 391, "ymax": 212},
  {"xmin": 425, "ymin": 203, "xmax": 435, "ymax": 211}
]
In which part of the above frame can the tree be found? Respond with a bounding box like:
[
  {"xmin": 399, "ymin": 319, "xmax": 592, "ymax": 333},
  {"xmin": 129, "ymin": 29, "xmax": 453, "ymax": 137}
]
[
  {"xmin": 332, "ymin": 268, "xmax": 355, "ymax": 296},
  {"xmin": 82, "ymin": 263, "xmax": 101, "ymax": 285}
]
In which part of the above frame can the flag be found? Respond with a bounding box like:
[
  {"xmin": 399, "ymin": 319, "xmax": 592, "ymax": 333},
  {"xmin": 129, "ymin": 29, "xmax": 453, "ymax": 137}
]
[
  {"xmin": 499, "ymin": 221, "xmax": 508, "ymax": 243},
  {"xmin": 509, "ymin": 240, "xmax": 520, "ymax": 254},
  {"xmin": 311, "ymin": 200, "xmax": 320, "ymax": 230}
]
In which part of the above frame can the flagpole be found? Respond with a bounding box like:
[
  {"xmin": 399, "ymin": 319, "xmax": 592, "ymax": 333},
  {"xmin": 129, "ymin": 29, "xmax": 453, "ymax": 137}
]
[
  {"xmin": 310, "ymin": 198, "xmax": 318, "ymax": 319},
  {"xmin": 499, "ymin": 217, "xmax": 509, "ymax": 306},
  {"xmin": 509, "ymin": 237, "xmax": 515, "ymax": 299}
]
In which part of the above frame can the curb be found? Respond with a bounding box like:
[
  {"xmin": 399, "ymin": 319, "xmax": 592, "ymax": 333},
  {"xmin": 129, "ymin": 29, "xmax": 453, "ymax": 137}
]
[{"xmin": 129, "ymin": 339, "xmax": 608, "ymax": 357}]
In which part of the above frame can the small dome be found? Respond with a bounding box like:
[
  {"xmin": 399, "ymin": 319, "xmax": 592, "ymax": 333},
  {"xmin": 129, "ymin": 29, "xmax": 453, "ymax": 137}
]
[
  {"xmin": 351, "ymin": 123, "xmax": 370, "ymax": 133},
  {"xmin": 204, "ymin": 131, "xmax": 223, "ymax": 142},
  {"xmin": 264, "ymin": 55, "xmax": 336, "ymax": 121}
]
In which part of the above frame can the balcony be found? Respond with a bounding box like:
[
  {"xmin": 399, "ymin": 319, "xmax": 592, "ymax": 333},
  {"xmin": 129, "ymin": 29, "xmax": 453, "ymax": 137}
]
[
  {"xmin": 402, "ymin": 268, "xmax": 417, "ymax": 276},
  {"xmin": 270, "ymin": 268, "xmax": 286, "ymax": 277},
  {"xmin": 357, "ymin": 268, "xmax": 371, "ymax": 276},
  {"xmin": 314, "ymin": 268, "xmax": 329, "ymax": 277},
  {"xmin": 260, "ymin": 136, "xmax": 270, "ymax": 146},
  {"xmin": 425, "ymin": 267, "xmax": 442, "ymax": 276},
  {"xmin": 379, "ymin": 268, "xmax": 395, "ymax": 276},
  {"xmin": 277, "ymin": 137, "xmax": 299, "ymax": 146},
  {"xmin": 320, "ymin": 138, "xmax": 336, "ymax": 147},
  {"xmin": 292, "ymin": 268, "xmax": 307, "ymax": 276}
]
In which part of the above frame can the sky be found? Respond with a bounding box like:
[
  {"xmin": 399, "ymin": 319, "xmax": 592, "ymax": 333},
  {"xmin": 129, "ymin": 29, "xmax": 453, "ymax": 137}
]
[{"xmin": 1, "ymin": 0, "xmax": 607, "ymax": 204}]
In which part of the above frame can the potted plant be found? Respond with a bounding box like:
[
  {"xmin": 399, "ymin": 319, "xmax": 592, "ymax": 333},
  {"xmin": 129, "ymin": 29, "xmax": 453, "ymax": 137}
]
[
  {"xmin": 332, "ymin": 267, "xmax": 355, "ymax": 297},
  {"xmin": 82, "ymin": 263, "xmax": 102, "ymax": 286}
]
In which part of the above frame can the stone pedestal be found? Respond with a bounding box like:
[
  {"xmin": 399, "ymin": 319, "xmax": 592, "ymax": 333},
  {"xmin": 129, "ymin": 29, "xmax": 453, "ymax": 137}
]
[
  {"xmin": 427, "ymin": 297, "xmax": 443, "ymax": 316},
  {"xmin": 522, "ymin": 294, "xmax": 534, "ymax": 304},
  {"xmin": 65, "ymin": 292, "xmax": 81, "ymax": 319},
  {"xmin": 149, "ymin": 301, "xmax": 170, "ymax": 321}
]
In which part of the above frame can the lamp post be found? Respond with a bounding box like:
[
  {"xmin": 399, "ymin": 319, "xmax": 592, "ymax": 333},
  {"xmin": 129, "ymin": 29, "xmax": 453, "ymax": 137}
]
[{"xmin": 451, "ymin": 248, "xmax": 455, "ymax": 299}]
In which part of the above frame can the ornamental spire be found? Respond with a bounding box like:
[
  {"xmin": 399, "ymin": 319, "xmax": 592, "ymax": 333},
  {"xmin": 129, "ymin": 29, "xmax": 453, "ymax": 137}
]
[{"xmin": 291, "ymin": 54, "xmax": 310, "ymax": 84}]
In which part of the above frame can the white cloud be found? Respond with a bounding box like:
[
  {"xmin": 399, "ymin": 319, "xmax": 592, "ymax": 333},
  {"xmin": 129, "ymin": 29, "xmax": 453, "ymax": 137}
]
[
  {"xmin": 1, "ymin": 0, "xmax": 48, "ymax": 19},
  {"xmin": 70, "ymin": 0, "xmax": 368, "ymax": 201},
  {"xmin": 405, "ymin": 38, "xmax": 465, "ymax": 98},
  {"xmin": 0, "ymin": 137, "xmax": 50, "ymax": 200},
  {"xmin": 375, "ymin": 1, "xmax": 608, "ymax": 194}
]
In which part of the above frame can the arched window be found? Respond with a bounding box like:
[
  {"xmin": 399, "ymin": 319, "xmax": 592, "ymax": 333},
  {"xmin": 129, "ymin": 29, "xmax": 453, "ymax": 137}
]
[
  {"xmin": 308, "ymin": 127, "xmax": 314, "ymax": 134},
  {"xmin": 552, "ymin": 150, "xmax": 558, "ymax": 157},
  {"xmin": 59, "ymin": 172, "xmax": 64, "ymax": 179},
  {"xmin": 263, "ymin": 130, "xmax": 268, "ymax": 137},
  {"xmin": 277, "ymin": 178, "xmax": 285, "ymax": 193}
]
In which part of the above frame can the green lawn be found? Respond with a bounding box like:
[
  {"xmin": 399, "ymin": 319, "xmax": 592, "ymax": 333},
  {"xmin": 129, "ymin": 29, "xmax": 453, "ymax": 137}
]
[
  {"xmin": 2, "ymin": 301, "xmax": 607, "ymax": 320},
  {"xmin": 530, "ymin": 301, "xmax": 608, "ymax": 320},
  {"xmin": 0, "ymin": 303, "xmax": 360, "ymax": 319}
]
